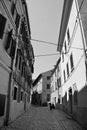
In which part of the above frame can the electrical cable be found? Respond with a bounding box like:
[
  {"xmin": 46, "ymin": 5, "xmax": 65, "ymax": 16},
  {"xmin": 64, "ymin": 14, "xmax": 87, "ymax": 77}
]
[
  {"xmin": 35, "ymin": 53, "xmax": 59, "ymax": 57},
  {"xmin": 31, "ymin": 38, "xmax": 57, "ymax": 46},
  {"xmin": 61, "ymin": 53, "xmax": 84, "ymax": 87},
  {"xmin": 2, "ymin": 0, "xmax": 85, "ymax": 59}
]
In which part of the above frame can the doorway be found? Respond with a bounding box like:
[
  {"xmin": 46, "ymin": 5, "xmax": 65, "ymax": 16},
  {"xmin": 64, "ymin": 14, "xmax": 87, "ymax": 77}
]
[{"xmin": 69, "ymin": 88, "xmax": 73, "ymax": 114}]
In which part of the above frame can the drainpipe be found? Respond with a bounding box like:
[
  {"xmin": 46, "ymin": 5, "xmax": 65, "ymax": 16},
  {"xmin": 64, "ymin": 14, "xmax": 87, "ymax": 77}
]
[{"xmin": 4, "ymin": 58, "xmax": 14, "ymax": 126}]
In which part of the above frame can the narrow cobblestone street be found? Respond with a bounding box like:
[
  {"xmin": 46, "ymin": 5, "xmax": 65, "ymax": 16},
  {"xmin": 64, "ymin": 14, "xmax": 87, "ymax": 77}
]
[{"xmin": 0, "ymin": 105, "xmax": 84, "ymax": 130}]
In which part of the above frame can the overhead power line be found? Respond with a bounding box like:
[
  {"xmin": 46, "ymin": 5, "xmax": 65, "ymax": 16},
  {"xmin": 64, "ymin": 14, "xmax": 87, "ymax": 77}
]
[
  {"xmin": 35, "ymin": 53, "xmax": 59, "ymax": 57},
  {"xmin": 31, "ymin": 38, "xmax": 57, "ymax": 46},
  {"xmin": 31, "ymin": 38, "xmax": 84, "ymax": 50}
]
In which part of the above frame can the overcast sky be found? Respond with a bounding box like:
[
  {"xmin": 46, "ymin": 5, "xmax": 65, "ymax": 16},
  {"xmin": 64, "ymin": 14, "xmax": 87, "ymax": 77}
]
[{"xmin": 26, "ymin": 0, "xmax": 64, "ymax": 79}]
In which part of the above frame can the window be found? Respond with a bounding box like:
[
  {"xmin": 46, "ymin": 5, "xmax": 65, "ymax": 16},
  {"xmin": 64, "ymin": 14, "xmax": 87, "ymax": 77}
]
[
  {"xmin": 47, "ymin": 76, "xmax": 50, "ymax": 80},
  {"xmin": 11, "ymin": 1, "xmax": 15, "ymax": 16},
  {"xmin": 70, "ymin": 53, "xmax": 74, "ymax": 71},
  {"xmin": 63, "ymin": 70, "xmax": 66, "ymax": 82},
  {"xmin": 67, "ymin": 28, "xmax": 70, "ymax": 44},
  {"xmin": 15, "ymin": 12, "xmax": 20, "ymax": 28},
  {"xmin": 18, "ymin": 56, "xmax": 21, "ymax": 70},
  {"xmin": 0, "ymin": 14, "xmax": 6, "ymax": 39},
  {"xmin": 57, "ymin": 78, "xmax": 61, "ymax": 88},
  {"xmin": 47, "ymin": 84, "xmax": 50, "ymax": 89},
  {"xmin": 5, "ymin": 30, "xmax": 16, "ymax": 59},
  {"xmin": 66, "ymin": 63, "xmax": 69, "ymax": 78},
  {"xmin": 17, "ymin": 87, "xmax": 21, "ymax": 103},
  {"xmin": 10, "ymin": 39, "xmax": 16, "ymax": 59},
  {"xmin": 13, "ymin": 87, "xmax": 17, "ymax": 100},
  {"xmin": 62, "ymin": 52, "xmax": 64, "ymax": 62},
  {"xmin": 47, "ymin": 94, "xmax": 50, "ymax": 101},
  {"xmin": 64, "ymin": 41, "xmax": 67, "ymax": 53},
  {"xmin": 5, "ymin": 30, "xmax": 12, "ymax": 53},
  {"xmin": 21, "ymin": 91, "xmax": 23, "ymax": 101},
  {"xmin": 15, "ymin": 49, "xmax": 19, "ymax": 67}
]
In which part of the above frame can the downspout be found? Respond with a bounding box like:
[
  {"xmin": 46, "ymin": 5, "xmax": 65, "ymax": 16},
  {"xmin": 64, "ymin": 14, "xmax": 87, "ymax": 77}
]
[
  {"xmin": 4, "ymin": 58, "xmax": 14, "ymax": 126},
  {"xmin": 4, "ymin": 31, "xmax": 17, "ymax": 126}
]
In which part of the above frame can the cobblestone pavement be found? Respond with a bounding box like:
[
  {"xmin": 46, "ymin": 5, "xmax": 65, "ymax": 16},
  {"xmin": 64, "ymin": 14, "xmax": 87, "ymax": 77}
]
[{"xmin": 0, "ymin": 105, "xmax": 84, "ymax": 130}]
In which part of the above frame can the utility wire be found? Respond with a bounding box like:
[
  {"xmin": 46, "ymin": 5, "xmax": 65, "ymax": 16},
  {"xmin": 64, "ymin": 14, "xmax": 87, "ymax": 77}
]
[
  {"xmin": 3, "ymin": 31, "xmax": 84, "ymax": 51},
  {"xmin": 61, "ymin": 53, "xmax": 84, "ymax": 87},
  {"xmin": 31, "ymin": 38, "xmax": 57, "ymax": 46},
  {"xmin": 35, "ymin": 53, "xmax": 59, "ymax": 57}
]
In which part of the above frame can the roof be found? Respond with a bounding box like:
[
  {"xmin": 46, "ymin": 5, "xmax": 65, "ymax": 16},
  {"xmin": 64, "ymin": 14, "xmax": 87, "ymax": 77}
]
[
  {"xmin": 41, "ymin": 69, "xmax": 53, "ymax": 75},
  {"xmin": 32, "ymin": 74, "xmax": 42, "ymax": 86},
  {"xmin": 57, "ymin": 0, "xmax": 73, "ymax": 52}
]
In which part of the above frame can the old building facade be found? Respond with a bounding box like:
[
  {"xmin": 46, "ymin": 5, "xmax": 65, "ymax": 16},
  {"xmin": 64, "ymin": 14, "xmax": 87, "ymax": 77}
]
[
  {"xmin": 32, "ymin": 74, "xmax": 42, "ymax": 105},
  {"xmin": 41, "ymin": 70, "xmax": 53, "ymax": 104},
  {"xmin": 57, "ymin": 0, "xmax": 87, "ymax": 128},
  {"xmin": 0, "ymin": 0, "xmax": 34, "ymax": 126},
  {"xmin": 50, "ymin": 57, "xmax": 61, "ymax": 106}
]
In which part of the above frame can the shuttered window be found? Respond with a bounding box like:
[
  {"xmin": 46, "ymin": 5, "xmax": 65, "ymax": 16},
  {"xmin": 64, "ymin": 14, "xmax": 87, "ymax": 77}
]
[
  {"xmin": 15, "ymin": 49, "xmax": 19, "ymax": 67},
  {"xmin": 70, "ymin": 53, "xmax": 74, "ymax": 71},
  {"xmin": 66, "ymin": 63, "xmax": 69, "ymax": 77},
  {"xmin": 5, "ymin": 30, "xmax": 12, "ymax": 52},
  {"xmin": 13, "ymin": 87, "xmax": 17, "ymax": 100},
  {"xmin": 15, "ymin": 13, "xmax": 20, "ymax": 28},
  {"xmin": 0, "ymin": 14, "xmax": 6, "ymax": 39},
  {"xmin": 10, "ymin": 39, "xmax": 16, "ymax": 59},
  {"xmin": 11, "ymin": 1, "xmax": 15, "ymax": 16}
]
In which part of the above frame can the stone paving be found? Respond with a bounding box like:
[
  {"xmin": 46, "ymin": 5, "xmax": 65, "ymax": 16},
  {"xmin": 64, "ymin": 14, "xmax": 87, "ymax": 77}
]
[{"xmin": 0, "ymin": 105, "xmax": 84, "ymax": 130}]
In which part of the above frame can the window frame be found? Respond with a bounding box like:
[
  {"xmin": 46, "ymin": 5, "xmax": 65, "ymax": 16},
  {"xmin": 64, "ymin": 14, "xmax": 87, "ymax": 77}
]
[{"xmin": 70, "ymin": 53, "xmax": 74, "ymax": 72}]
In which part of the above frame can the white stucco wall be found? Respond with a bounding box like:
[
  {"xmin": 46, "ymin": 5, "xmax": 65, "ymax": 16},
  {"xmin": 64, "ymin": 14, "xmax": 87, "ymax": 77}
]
[
  {"xmin": 42, "ymin": 70, "xmax": 52, "ymax": 103},
  {"xmin": 61, "ymin": 0, "xmax": 86, "ymax": 104},
  {"xmin": 51, "ymin": 70, "xmax": 58, "ymax": 104}
]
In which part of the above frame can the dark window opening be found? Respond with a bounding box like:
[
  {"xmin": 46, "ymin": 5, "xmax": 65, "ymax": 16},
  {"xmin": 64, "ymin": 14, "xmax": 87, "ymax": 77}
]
[
  {"xmin": 64, "ymin": 41, "xmax": 67, "ymax": 52},
  {"xmin": 47, "ymin": 94, "xmax": 50, "ymax": 101},
  {"xmin": 10, "ymin": 39, "xmax": 16, "ymax": 59},
  {"xmin": 70, "ymin": 53, "xmax": 74, "ymax": 71},
  {"xmin": 11, "ymin": 1, "xmax": 15, "ymax": 16},
  {"xmin": 15, "ymin": 49, "xmax": 19, "ymax": 67},
  {"xmin": 15, "ymin": 13, "xmax": 20, "ymax": 28},
  {"xmin": 66, "ymin": 63, "xmax": 69, "ymax": 78},
  {"xmin": 18, "ymin": 56, "xmax": 21, "ymax": 70},
  {"xmin": 0, "ymin": 14, "xmax": 6, "ymax": 39},
  {"xmin": 57, "ymin": 78, "xmax": 61, "ymax": 88},
  {"xmin": 21, "ymin": 91, "xmax": 23, "ymax": 101},
  {"xmin": 67, "ymin": 29, "xmax": 70, "ymax": 44},
  {"xmin": 5, "ymin": 29, "xmax": 12, "ymax": 53},
  {"xmin": 17, "ymin": 87, "xmax": 21, "ymax": 103},
  {"xmin": 47, "ymin": 84, "xmax": 50, "ymax": 89},
  {"xmin": 65, "ymin": 92, "xmax": 67, "ymax": 104},
  {"xmin": 47, "ymin": 76, "xmax": 50, "ymax": 80},
  {"xmin": 13, "ymin": 87, "xmax": 17, "ymax": 100}
]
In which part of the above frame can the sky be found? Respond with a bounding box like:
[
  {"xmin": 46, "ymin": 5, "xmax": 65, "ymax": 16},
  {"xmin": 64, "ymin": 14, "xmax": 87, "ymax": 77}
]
[{"xmin": 26, "ymin": 0, "xmax": 64, "ymax": 79}]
